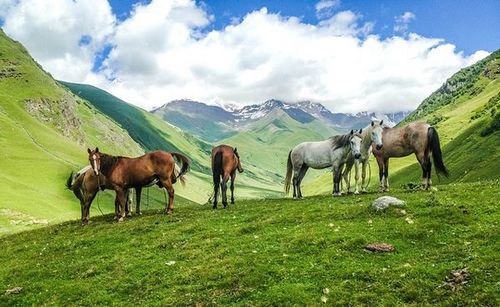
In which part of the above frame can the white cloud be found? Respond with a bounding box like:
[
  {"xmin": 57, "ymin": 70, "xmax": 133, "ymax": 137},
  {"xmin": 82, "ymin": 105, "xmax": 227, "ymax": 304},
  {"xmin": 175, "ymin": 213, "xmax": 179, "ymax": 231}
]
[
  {"xmin": 0, "ymin": 1, "xmax": 490, "ymax": 113},
  {"xmin": 394, "ymin": 11, "xmax": 416, "ymax": 33},
  {"xmin": 315, "ymin": 0, "xmax": 341, "ymax": 19}
]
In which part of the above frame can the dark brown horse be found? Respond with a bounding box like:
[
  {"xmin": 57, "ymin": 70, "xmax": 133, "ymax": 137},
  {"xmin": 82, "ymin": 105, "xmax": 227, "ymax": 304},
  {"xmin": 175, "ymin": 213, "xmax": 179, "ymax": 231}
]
[
  {"xmin": 372, "ymin": 122, "xmax": 449, "ymax": 191},
  {"xmin": 211, "ymin": 145, "xmax": 243, "ymax": 209},
  {"xmin": 66, "ymin": 166, "xmax": 133, "ymax": 225},
  {"xmin": 87, "ymin": 148, "xmax": 190, "ymax": 220}
]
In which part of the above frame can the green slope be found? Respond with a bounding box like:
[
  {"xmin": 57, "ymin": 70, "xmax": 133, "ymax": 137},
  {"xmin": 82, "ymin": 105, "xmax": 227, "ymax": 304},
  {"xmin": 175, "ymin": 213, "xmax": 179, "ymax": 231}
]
[
  {"xmin": 59, "ymin": 82, "xmax": 213, "ymax": 173},
  {"xmin": 218, "ymin": 109, "xmax": 339, "ymax": 194},
  {"xmin": 0, "ymin": 30, "xmax": 198, "ymax": 234},
  {"xmin": 0, "ymin": 182, "xmax": 498, "ymax": 305},
  {"xmin": 304, "ymin": 50, "xmax": 500, "ymax": 195}
]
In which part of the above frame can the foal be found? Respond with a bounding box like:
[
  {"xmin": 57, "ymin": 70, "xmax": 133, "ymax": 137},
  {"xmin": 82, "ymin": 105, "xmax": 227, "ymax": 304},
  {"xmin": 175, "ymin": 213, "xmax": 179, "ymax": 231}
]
[{"xmin": 211, "ymin": 145, "xmax": 244, "ymax": 209}]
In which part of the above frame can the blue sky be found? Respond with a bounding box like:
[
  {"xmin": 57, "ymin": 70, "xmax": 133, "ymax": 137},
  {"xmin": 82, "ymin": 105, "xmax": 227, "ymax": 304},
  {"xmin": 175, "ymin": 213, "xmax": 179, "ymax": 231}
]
[
  {"xmin": 0, "ymin": 0, "xmax": 497, "ymax": 112},
  {"xmin": 109, "ymin": 0, "xmax": 499, "ymax": 55}
]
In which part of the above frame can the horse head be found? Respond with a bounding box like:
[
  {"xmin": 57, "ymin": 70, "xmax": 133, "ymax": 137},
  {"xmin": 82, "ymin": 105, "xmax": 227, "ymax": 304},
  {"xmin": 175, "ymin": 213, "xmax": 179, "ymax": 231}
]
[
  {"xmin": 371, "ymin": 120, "xmax": 384, "ymax": 150},
  {"xmin": 350, "ymin": 130, "xmax": 363, "ymax": 160},
  {"xmin": 233, "ymin": 147, "xmax": 244, "ymax": 173},
  {"xmin": 87, "ymin": 147, "xmax": 101, "ymax": 176}
]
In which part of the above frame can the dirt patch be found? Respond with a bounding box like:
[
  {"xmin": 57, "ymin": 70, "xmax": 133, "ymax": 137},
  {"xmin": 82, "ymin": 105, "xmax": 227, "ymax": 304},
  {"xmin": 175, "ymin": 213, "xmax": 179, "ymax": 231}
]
[
  {"xmin": 441, "ymin": 268, "xmax": 470, "ymax": 291},
  {"xmin": 364, "ymin": 243, "xmax": 395, "ymax": 252}
]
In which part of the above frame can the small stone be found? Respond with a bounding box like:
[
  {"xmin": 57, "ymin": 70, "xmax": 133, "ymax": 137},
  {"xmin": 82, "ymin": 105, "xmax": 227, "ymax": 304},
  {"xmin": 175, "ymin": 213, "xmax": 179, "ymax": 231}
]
[
  {"xmin": 165, "ymin": 261, "xmax": 176, "ymax": 266},
  {"xmin": 405, "ymin": 217, "xmax": 414, "ymax": 224},
  {"xmin": 321, "ymin": 296, "xmax": 328, "ymax": 303},
  {"xmin": 328, "ymin": 223, "xmax": 334, "ymax": 227},
  {"xmin": 323, "ymin": 288, "xmax": 330, "ymax": 294},
  {"xmin": 365, "ymin": 243, "xmax": 395, "ymax": 252},
  {"xmin": 367, "ymin": 219, "xmax": 373, "ymax": 224},
  {"xmin": 5, "ymin": 287, "xmax": 22, "ymax": 295}
]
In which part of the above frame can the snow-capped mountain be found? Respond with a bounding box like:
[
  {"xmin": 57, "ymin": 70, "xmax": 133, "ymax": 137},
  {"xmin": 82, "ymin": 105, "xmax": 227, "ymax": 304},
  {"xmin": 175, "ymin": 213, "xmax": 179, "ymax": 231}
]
[{"xmin": 151, "ymin": 99, "xmax": 411, "ymax": 142}]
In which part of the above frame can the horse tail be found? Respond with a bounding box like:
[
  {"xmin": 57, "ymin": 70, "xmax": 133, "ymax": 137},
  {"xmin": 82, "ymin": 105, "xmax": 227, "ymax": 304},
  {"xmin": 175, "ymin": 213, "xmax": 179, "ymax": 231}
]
[
  {"xmin": 212, "ymin": 151, "xmax": 223, "ymax": 188},
  {"xmin": 66, "ymin": 171, "xmax": 74, "ymax": 190},
  {"xmin": 171, "ymin": 152, "xmax": 191, "ymax": 186},
  {"xmin": 428, "ymin": 127, "xmax": 449, "ymax": 177},
  {"xmin": 284, "ymin": 150, "xmax": 293, "ymax": 195}
]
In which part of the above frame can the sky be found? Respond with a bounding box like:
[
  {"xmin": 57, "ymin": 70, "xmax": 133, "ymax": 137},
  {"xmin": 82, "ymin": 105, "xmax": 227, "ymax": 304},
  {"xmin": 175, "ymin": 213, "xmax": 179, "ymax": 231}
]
[{"xmin": 0, "ymin": 0, "xmax": 498, "ymax": 113}]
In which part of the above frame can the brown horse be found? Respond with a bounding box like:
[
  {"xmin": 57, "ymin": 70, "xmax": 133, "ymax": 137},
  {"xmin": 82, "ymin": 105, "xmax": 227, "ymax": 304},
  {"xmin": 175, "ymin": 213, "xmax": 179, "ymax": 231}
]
[
  {"xmin": 211, "ymin": 145, "xmax": 243, "ymax": 209},
  {"xmin": 66, "ymin": 166, "xmax": 133, "ymax": 225},
  {"xmin": 87, "ymin": 148, "xmax": 190, "ymax": 220},
  {"xmin": 372, "ymin": 122, "xmax": 449, "ymax": 191}
]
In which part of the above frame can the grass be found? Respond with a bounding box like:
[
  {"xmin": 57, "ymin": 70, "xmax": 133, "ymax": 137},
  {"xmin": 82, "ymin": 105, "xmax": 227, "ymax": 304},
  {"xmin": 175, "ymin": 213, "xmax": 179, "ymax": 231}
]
[{"xmin": 0, "ymin": 182, "xmax": 498, "ymax": 305}]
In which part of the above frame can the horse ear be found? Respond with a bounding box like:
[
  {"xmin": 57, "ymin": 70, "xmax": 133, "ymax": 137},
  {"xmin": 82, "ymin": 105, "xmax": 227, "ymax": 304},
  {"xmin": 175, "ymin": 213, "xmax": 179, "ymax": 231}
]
[
  {"xmin": 233, "ymin": 147, "xmax": 238, "ymax": 153},
  {"xmin": 380, "ymin": 120, "xmax": 383, "ymax": 125},
  {"xmin": 371, "ymin": 121, "xmax": 374, "ymax": 127},
  {"xmin": 350, "ymin": 130, "xmax": 354, "ymax": 135},
  {"xmin": 359, "ymin": 128, "xmax": 363, "ymax": 134},
  {"xmin": 87, "ymin": 148, "xmax": 91, "ymax": 154},
  {"xmin": 95, "ymin": 147, "xmax": 99, "ymax": 153}
]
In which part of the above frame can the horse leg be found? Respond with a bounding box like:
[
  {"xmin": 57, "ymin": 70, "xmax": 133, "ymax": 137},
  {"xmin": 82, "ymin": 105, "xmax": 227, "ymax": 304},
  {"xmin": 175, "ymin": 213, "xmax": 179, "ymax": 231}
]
[
  {"xmin": 115, "ymin": 188, "xmax": 127, "ymax": 222},
  {"xmin": 125, "ymin": 189, "xmax": 132, "ymax": 218},
  {"xmin": 163, "ymin": 179, "xmax": 175, "ymax": 215},
  {"xmin": 221, "ymin": 174, "xmax": 229, "ymax": 208},
  {"xmin": 297, "ymin": 165, "xmax": 309, "ymax": 199},
  {"xmin": 361, "ymin": 161, "xmax": 368, "ymax": 193},
  {"xmin": 135, "ymin": 187, "xmax": 142, "ymax": 215},
  {"xmin": 213, "ymin": 175, "xmax": 220, "ymax": 209},
  {"xmin": 383, "ymin": 158, "xmax": 390, "ymax": 192},
  {"xmin": 341, "ymin": 163, "xmax": 351, "ymax": 194},
  {"xmin": 82, "ymin": 192, "xmax": 96, "ymax": 225},
  {"xmin": 230, "ymin": 171, "xmax": 236, "ymax": 204},
  {"xmin": 415, "ymin": 153, "xmax": 428, "ymax": 190},
  {"xmin": 292, "ymin": 163, "xmax": 302, "ymax": 200},
  {"xmin": 376, "ymin": 155, "xmax": 385, "ymax": 192},
  {"xmin": 353, "ymin": 160, "xmax": 360, "ymax": 194},
  {"xmin": 332, "ymin": 164, "xmax": 342, "ymax": 196}
]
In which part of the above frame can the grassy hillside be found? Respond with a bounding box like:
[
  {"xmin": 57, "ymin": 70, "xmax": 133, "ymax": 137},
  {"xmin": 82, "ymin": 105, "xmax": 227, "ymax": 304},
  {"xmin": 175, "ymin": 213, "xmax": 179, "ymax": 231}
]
[
  {"xmin": 0, "ymin": 182, "xmax": 498, "ymax": 305},
  {"xmin": 304, "ymin": 50, "xmax": 500, "ymax": 195},
  {"xmin": 0, "ymin": 29, "xmax": 162, "ymax": 234},
  {"xmin": 219, "ymin": 109, "xmax": 339, "ymax": 192}
]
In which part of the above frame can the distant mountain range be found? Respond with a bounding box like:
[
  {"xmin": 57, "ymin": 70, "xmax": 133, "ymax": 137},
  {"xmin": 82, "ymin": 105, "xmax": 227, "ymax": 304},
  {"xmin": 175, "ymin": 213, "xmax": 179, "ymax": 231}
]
[{"xmin": 151, "ymin": 99, "xmax": 410, "ymax": 142}]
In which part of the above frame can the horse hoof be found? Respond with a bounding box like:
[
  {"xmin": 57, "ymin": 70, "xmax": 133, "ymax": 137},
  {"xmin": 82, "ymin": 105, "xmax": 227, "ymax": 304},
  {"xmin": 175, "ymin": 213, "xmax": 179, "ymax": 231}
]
[
  {"xmin": 136, "ymin": 211, "xmax": 142, "ymax": 216},
  {"xmin": 361, "ymin": 189, "xmax": 368, "ymax": 194},
  {"xmin": 118, "ymin": 217, "xmax": 124, "ymax": 222},
  {"xmin": 212, "ymin": 206, "xmax": 217, "ymax": 209},
  {"xmin": 166, "ymin": 210, "xmax": 173, "ymax": 215},
  {"xmin": 332, "ymin": 192, "xmax": 342, "ymax": 197},
  {"xmin": 126, "ymin": 213, "xmax": 132, "ymax": 218},
  {"xmin": 354, "ymin": 191, "xmax": 360, "ymax": 195}
]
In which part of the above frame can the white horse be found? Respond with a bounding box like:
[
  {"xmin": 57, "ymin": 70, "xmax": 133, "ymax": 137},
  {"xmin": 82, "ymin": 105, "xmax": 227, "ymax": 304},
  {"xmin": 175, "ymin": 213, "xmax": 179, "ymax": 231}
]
[
  {"xmin": 285, "ymin": 130, "xmax": 362, "ymax": 198},
  {"xmin": 342, "ymin": 121, "xmax": 384, "ymax": 194}
]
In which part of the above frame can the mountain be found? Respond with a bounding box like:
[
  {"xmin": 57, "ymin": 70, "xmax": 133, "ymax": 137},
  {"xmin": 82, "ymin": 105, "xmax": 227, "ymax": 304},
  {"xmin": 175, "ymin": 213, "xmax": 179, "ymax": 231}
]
[{"xmin": 152, "ymin": 99, "xmax": 409, "ymax": 142}]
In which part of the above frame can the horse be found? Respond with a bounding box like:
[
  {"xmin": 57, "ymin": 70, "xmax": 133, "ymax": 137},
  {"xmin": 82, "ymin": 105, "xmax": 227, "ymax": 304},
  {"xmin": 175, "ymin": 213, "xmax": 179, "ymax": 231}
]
[
  {"xmin": 341, "ymin": 120, "xmax": 385, "ymax": 194},
  {"xmin": 87, "ymin": 148, "xmax": 190, "ymax": 220},
  {"xmin": 285, "ymin": 130, "xmax": 363, "ymax": 198},
  {"xmin": 371, "ymin": 122, "xmax": 449, "ymax": 191},
  {"xmin": 66, "ymin": 166, "xmax": 134, "ymax": 225},
  {"xmin": 211, "ymin": 145, "xmax": 244, "ymax": 209}
]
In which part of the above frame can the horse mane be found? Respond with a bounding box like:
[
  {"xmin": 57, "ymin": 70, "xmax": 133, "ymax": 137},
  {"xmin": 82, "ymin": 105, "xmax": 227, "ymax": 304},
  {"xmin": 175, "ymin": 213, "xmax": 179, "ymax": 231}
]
[
  {"xmin": 99, "ymin": 153, "xmax": 125, "ymax": 176},
  {"xmin": 330, "ymin": 133, "xmax": 352, "ymax": 150},
  {"xmin": 233, "ymin": 149, "xmax": 240, "ymax": 159}
]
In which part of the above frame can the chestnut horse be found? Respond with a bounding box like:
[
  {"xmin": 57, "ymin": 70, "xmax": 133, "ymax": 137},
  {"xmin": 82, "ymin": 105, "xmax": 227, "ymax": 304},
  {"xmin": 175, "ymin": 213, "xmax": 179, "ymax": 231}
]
[
  {"xmin": 372, "ymin": 122, "xmax": 449, "ymax": 191},
  {"xmin": 87, "ymin": 148, "xmax": 190, "ymax": 220},
  {"xmin": 211, "ymin": 145, "xmax": 243, "ymax": 209},
  {"xmin": 66, "ymin": 166, "xmax": 133, "ymax": 225}
]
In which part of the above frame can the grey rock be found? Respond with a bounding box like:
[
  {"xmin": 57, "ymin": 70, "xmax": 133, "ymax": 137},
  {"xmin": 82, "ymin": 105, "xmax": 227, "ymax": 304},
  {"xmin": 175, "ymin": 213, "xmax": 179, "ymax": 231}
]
[{"xmin": 371, "ymin": 196, "xmax": 405, "ymax": 211}]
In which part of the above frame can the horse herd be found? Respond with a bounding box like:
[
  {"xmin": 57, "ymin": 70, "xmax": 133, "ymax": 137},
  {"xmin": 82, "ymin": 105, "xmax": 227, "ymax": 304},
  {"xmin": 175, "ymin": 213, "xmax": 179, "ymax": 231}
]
[{"xmin": 66, "ymin": 120, "xmax": 449, "ymax": 225}]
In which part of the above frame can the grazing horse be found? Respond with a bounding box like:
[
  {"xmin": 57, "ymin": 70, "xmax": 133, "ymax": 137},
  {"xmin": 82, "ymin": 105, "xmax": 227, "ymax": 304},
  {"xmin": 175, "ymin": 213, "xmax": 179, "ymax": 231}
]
[
  {"xmin": 211, "ymin": 145, "xmax": 244, "ymax": 209},
  {"xmin": 342, "ymin": 121, "xmax": 384, "ymax": 194},
  {"xmin": 372, "ymin": 122, "xmax": 449, "ymax": 191},
  {"xmin": 285, "ymin": 130, "xmax": 363, "ymax": 198},
  {"xmin": 87, "ymin": 148, "xmax": 190, "ymax": 220},
  {"xmin": 66, "ymin": 166, "xmax": 133, "ymax": 225}
]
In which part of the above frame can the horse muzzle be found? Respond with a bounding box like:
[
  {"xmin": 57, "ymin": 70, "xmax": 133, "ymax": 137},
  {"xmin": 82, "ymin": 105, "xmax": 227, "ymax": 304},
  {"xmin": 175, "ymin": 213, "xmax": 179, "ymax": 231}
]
[
  {"xmin": 376, "ymin": 144, "xmax": 383, "ymax": 150},
  {"xmin": 238, "ymin": 168, "xmax": 244, "ymax": 173},
  {"xmin": 354, "ymin": 153, "xmax": 361, "ymax": 160}
]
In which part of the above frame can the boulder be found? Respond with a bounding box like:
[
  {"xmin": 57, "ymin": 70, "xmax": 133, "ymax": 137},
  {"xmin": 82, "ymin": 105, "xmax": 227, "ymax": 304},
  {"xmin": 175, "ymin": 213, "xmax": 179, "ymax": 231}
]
[{"xmin": 371, "ymin": 196, "xmax": 405, "ymax": 211}]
